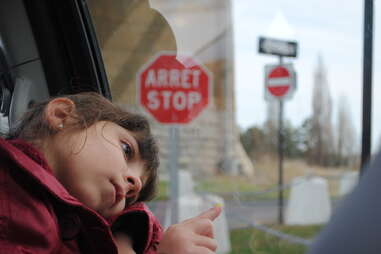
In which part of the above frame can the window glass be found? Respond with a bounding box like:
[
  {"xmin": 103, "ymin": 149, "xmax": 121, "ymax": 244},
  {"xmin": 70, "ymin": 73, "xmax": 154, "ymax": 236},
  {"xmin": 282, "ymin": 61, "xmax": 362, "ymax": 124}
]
[
  {"xmin": 0, "ymin": 113, "xmax": 9, "ymax": 133},
  {"xmin": 88, "ymin": 1, "xmax": 367, "ymax": 252}
]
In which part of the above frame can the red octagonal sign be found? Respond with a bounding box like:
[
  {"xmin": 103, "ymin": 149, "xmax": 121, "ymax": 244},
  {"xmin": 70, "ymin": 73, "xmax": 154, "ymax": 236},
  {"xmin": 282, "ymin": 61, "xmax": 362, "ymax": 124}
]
[{"xmin": 137, "ymin": 52, "xmax": 211, "ymax": 124}]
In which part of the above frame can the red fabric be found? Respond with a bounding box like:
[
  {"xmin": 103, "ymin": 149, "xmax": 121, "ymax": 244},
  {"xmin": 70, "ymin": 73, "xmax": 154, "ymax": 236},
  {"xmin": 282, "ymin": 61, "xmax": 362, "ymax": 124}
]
[
  {"xmin": 0, "ymin": 138, "xmax": 162, "ymax": 254},
  {"xmin": 109, "ymin": 203, "xmax": 163, "ymax": 253}
]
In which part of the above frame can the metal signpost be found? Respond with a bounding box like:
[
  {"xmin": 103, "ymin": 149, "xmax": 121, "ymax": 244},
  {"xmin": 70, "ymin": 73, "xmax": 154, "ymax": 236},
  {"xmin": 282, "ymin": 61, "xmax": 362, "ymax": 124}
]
[
  {"xmin": 259, "ymin": 37, "xmax": 298, "ymax": 224},
  {"xmin": 361, "ymin": 0, "xmax": 373, "ymax": 174},
  {"xmin": 137, "ymin": 52, "xmax": 211, "ymax": 224}
]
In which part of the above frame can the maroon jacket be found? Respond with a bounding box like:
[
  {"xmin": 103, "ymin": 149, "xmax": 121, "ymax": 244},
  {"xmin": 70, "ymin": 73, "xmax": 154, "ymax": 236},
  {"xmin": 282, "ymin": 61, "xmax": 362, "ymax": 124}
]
[{"xmin": 0, "ymin": 138, "xmax": 162, "ymax": 254}]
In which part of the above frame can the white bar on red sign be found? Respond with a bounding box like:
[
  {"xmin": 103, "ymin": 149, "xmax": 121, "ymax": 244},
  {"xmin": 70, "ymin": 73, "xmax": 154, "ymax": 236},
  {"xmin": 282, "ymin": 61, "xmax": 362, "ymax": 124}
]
[{"xmin": 268, "ymin": 77, "xmax": 291, "ymax": 86}]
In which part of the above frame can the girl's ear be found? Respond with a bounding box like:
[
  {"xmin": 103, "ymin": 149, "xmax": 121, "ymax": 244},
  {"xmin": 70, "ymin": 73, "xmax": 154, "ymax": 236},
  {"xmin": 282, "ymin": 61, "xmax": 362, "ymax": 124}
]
[{"xmin": 45, "ymin": 98, "xmax": 75, "ymax": 130}]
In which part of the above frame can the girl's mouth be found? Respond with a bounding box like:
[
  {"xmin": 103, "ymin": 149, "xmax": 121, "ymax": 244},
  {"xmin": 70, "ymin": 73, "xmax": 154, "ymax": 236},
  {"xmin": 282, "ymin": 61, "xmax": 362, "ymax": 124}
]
[{"xmin": 111, "ymin": 181, "xmax": 126, "ymax": 206}]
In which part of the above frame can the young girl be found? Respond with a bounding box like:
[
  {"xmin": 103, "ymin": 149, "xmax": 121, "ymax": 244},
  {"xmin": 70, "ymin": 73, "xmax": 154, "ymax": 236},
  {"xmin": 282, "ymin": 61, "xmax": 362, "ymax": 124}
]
[{"xmin": 0, "ymin": 92, "xmax": 221, "ymax": 254}]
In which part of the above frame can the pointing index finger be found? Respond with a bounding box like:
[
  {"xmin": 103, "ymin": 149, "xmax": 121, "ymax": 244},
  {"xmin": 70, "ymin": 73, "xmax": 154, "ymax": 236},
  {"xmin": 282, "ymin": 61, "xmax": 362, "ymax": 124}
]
[{"xmin": 196, "ymin": 206, "xmax": 222, "ymax": 221}]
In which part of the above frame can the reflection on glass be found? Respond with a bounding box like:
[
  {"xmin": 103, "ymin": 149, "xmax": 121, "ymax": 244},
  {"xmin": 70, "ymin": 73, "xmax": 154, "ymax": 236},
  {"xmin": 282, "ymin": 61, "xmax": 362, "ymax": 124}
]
[
  {"xmin": 88, "ymin": 0, "xmax": 246, "ymax": 178},
  {"xmin": 0, "ymin": 113, "xmax": 9, "ymax": 133},
  {"xmin": 87, "ymin": 1, "xmax": 366, "ymax": 253}
]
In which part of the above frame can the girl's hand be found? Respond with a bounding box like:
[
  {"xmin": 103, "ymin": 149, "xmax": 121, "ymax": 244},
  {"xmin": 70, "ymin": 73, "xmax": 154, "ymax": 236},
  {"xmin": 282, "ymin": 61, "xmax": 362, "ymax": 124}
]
[
  {"xmin": 114, "ymin": 232, "xmax": 136, "ymax": 254},
  {"xmin": 157, "ymin": 206, "xmax": 222, "ymax": 254}
]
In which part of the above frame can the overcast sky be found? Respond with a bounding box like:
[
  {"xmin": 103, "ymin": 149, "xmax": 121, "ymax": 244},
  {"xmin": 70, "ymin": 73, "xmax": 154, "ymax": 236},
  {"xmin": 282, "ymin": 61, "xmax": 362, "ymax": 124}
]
[{"xmin": 233, "ymin": 0, "xmax": 381, "ymax": 151}]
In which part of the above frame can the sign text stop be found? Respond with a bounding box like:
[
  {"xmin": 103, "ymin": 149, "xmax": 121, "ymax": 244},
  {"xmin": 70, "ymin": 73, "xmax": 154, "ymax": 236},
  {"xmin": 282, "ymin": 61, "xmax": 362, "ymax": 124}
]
[{"xmin": 138, "ymin": 53, "xmax": 211, "ymax": 124}]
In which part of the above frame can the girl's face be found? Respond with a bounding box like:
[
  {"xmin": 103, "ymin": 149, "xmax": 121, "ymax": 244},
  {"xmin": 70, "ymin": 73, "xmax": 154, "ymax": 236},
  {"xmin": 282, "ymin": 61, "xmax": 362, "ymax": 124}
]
[{"xmin": 45, "ymin": 121, "xmax": 145, "ymax": 218}]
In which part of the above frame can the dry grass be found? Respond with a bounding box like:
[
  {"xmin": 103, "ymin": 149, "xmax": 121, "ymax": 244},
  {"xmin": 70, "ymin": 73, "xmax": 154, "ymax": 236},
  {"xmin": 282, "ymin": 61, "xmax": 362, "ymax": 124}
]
[
  {"xmin": 176, "ymin": 155, "xmax": 359, "ymax": 200},
  {"xmin": 251, "ymin": 155, "xmax": 358, "ymax": 197},
  {"xmin": 194, "ymin": 155, "xmax": 358, "ymax": 195},
  {"xmin": 253, "ymin": 155, "xmax": 354, "ymax": 184}
]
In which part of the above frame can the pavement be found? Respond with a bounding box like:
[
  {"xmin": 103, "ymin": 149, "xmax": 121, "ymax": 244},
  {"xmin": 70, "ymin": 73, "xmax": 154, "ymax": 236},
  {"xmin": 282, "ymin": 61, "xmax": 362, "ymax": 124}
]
[
  {"xmin": 148, "ymin": 198, "xmax": 342, "ymax": 229},
  {"xmin": 148, "ymin": 199, "xmax": 280, "ymax": 229}
]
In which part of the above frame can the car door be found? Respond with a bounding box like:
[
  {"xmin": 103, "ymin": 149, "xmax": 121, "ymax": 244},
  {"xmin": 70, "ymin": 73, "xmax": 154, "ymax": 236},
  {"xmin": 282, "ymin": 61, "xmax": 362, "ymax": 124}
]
[{"xmin": 0, "ymin": 0, "xmax": 110, "ymax": 128}]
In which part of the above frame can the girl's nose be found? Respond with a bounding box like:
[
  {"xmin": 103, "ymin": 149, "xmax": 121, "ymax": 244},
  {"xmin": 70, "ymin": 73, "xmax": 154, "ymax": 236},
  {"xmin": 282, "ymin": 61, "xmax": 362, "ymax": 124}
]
[{"xmin": 124, "ymin": 174, "xmax": 142, "ymax": 198}]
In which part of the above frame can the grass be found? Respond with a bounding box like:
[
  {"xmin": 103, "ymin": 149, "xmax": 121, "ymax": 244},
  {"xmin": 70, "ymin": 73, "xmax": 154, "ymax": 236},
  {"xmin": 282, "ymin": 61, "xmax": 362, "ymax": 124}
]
[
  {"xmin": 153, "ymin": 180, "xmax": 169, "ymax": 200},
  {"xmin": 229, "ymin": 225, "xmax": 322, "ymax": 254},
  {"xmin": 195, "ymin": 175, "xmax": 264, "ymax": 193},
  {"xmin": 195, "ymin": 175, "xmax": 287, "ymax": 201},
  {"xmin": 193, "ymin": 157, "xmax": 356, "ymax": 201},
  {"xmin": 154, "ymin": 176, "xmax": 285, "ymax": 201},
  {"xmin": 155, "ymin": 158, "xmax": 357, "ymax": 201}
]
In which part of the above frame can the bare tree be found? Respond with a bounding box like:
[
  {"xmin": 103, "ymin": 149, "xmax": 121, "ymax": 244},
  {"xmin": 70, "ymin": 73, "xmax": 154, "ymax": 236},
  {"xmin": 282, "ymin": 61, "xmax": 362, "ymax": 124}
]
[
  {"xmin": 263, "ymin": 101, "xmax": 279, "ymax": 154},
  {"xmin": 308, "ymin": 55, "xmax": 334, "ymax": 166},
  {"xmin": 336, "ymin": 96, "xmax": 357, "ymax": 166}
]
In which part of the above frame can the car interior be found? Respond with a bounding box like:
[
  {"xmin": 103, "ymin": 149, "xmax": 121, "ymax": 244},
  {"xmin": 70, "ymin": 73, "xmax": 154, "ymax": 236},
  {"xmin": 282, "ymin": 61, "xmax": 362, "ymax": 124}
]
[
  {"xmin": 0, "ymin": 1, "xmax": 378, "ymax": 253},
  {"xmin": 0, "ymin": 0, "xmax": 110, "ymax": 129}
]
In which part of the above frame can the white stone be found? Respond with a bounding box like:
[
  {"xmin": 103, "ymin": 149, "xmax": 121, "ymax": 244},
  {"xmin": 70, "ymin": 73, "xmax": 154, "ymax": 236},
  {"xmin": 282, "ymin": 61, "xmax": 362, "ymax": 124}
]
[
  {"xmin": 178, "ymin": 170, "xmax": 195, "ymax": 197},
  {"xmin": 0, "ymin": 113, "xmax": 9, "ymax": 133},
  {"xmin": 202, "ymin": 195, "xmax": 231, "ymax": 254},
  {"xmin": 285, "ymin": 176, "xmax": 331, "ymax": 225},
  {"xmin": 164, "ymin": 171, "xmax": 231, "ymax": 254},
  {"xmin": 338, "ymin": 171, "xmax": 359, "ymax": 196},
  {"xmin": 178, "ymin": 194, "xmax": 203, "ymax": 220}
]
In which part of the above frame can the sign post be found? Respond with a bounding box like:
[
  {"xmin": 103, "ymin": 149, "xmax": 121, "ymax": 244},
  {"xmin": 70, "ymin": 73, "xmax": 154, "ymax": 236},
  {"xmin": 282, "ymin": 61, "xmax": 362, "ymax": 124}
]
[
  {"xmin": 138, "ymin": 52, "xmax": 211, "ymax": 224},
  {"xmin": 265, "ymin": 60, "xmax": 296, "ymax": 225},
  {"xmin": 260, "ymin": 36, "xmax": 298, "ymax": 224},
  {"xmin": 168, "ymin": 125, "xmax": 179, "ymax": 224}
]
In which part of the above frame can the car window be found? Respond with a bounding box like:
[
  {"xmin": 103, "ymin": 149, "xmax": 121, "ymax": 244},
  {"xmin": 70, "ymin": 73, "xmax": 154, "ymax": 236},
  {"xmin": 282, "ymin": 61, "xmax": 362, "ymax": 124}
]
[
  {"xmin": 88, "ymin": 1, "xmax": 374, "ymax": 253},
  {"xmin": 0, "ymin": 0, "xmax": 373, "ymax": 252}
]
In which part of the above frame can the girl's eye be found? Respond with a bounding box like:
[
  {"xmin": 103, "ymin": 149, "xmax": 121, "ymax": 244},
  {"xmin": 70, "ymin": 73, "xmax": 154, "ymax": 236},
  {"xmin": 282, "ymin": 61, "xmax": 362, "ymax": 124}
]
[{"xmin": 121, "ymin": 142, "xmax": 133, "ymax": 159}]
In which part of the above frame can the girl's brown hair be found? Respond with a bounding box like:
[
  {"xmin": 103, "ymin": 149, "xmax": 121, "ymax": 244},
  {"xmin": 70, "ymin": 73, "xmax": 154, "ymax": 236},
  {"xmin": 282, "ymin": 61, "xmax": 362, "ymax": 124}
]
[{"xmin": 8, "ymin": 92, "xmax": 159, "ymax": 203}]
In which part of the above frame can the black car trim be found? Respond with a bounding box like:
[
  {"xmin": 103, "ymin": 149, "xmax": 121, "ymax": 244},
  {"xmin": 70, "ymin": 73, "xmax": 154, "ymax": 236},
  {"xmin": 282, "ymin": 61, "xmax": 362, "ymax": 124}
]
[{"xmin": 75, "ymin": 0, "xmax": 111, "ymax": 100}]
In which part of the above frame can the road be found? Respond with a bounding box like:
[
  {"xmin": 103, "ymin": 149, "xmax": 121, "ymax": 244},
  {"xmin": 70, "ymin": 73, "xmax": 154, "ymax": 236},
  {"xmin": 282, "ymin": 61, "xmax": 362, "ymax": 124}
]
[
  {"xmin": 148, "ymin": 199, "xmax": 280, "ymax": 229},
  {"xmin": 148, "ymin": 199, "xmax": 341, "ymax": 229}
]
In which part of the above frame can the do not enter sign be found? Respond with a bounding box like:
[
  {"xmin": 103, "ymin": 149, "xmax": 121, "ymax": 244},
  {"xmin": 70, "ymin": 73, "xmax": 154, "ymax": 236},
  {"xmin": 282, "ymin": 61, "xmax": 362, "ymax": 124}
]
[
  {"xmin": 138, "ymin": 52, "xmax": 211, "ymax": 124},
  {"xmin": 264, "ymin": 64, "xmax": 296, "ymax": 101}
]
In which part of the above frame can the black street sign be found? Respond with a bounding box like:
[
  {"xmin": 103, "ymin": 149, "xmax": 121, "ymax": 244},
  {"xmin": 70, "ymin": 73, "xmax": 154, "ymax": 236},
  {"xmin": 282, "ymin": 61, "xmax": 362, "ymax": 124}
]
[{"xmin": 258, "ymin": 37, "xmax": 298, "ymax": 57}]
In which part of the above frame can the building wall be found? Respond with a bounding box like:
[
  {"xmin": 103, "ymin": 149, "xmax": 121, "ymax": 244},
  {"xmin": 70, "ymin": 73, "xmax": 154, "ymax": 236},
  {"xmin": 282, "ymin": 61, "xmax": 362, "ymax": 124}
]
[{"xmin": 88, "ymin": 0, "xmax": 254, "ymax": 177}]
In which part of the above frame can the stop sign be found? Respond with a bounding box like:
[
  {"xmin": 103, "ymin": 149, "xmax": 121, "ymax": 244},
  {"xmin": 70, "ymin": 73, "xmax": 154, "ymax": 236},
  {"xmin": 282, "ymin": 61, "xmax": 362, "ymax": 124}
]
[
  {"xmin": 137, "ymin": 52, "xmax": 211, "ymax": 124},
  {"xmin": 265, "ymin": 64, "xmax": 296, "ymax": 100}
]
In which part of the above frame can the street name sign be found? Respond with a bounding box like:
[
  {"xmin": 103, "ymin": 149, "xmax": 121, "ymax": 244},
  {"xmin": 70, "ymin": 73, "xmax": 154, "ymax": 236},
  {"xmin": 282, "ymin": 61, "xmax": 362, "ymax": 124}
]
[{"xmin": 258, "ymin": 37, "xmax": 298, "ymax": 58}]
